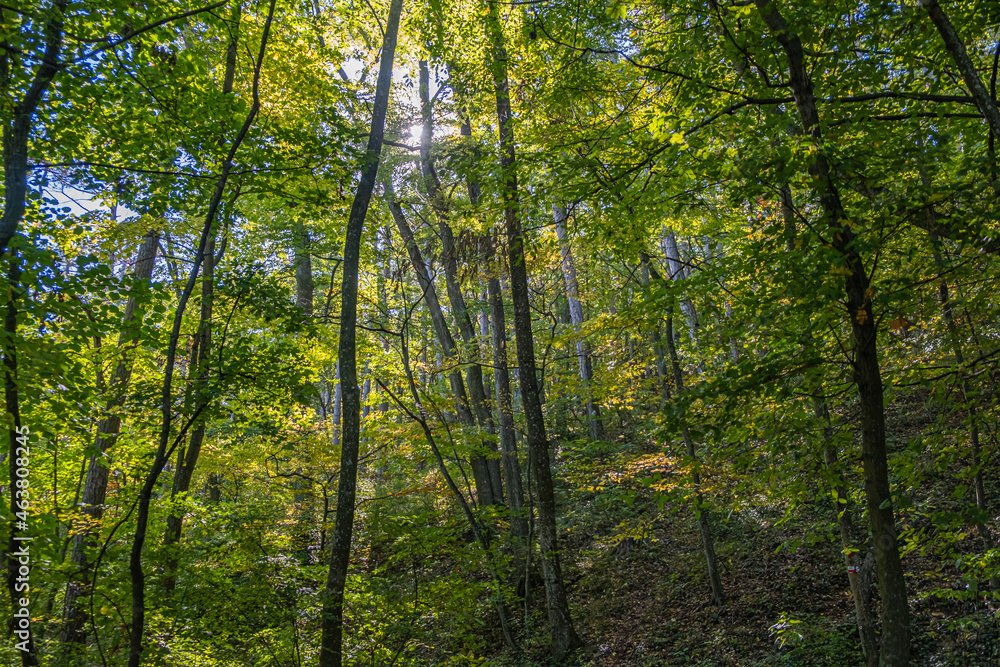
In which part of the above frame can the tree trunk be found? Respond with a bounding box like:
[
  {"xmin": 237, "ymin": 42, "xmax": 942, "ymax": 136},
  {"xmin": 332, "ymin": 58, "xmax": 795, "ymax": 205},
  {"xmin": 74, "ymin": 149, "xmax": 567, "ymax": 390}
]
[
  {"xmin": 486, "ymin": 1, "xmax": 581, "ymax": 656},
  {"xmin": 389, "ymin": 200, "xmax": 496, "ymax": 505},
  {"xmin": 639, "ymin": 253, "xmax": 670, "ymax": 407},
  {"xmin": 418, "ymin": 60, "xmax": 504, "ymax": 504},
  {"xmin": 663, "ymin": 311, "xmax": 725, "ymax": 605},
  {"xmin": 0, "ymin": 0, "xmax": 69, "ymax": 254},
  {"xmin": 318, "ymin": 0, "xmax": 402, "ymax": 662},
  {"xmin": 816, "ymin": 400, "xmax": 879, "ymax": 667},
  {"xmin": 332, "ymin": 361, "xmax": 342, "ymax": 447},
  {"xmin": 485, "ymin": 236, "xmax": 527, "ymax": 536},
  {"xmin": 60, "ymin": 230, "xmax": 159, "ymax": 652},
  {"xmin": 295, "ymin": 223, "xmax": 314, "ymax": 316},
  {"xmin": 662, "ymin": 229, "xmax": 698, "ymax": 342},
  {"xmin": 553, "ymin": 204, "xmax": 605, "ymax": 441},
  {"xmin": 162, "ymin": 231, "xmax": 215, "ymax": 592},
  {"xmin": 161, "ymin": 2, "xmax": 240, "ymax": 593},
  {"xmin": 127, "ymin": 3, "xmax": 275, "ymax": 664},
  {"xmin": 754, "ymin": 2, "xmax": 910, "ymax": 663}
]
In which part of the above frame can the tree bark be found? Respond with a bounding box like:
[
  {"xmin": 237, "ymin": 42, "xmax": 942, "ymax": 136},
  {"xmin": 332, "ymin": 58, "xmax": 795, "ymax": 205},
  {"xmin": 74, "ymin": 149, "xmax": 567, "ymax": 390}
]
[
  {"xmin": 418, "ymin": 60, "xmax": 504, "ymax": 504},
  {"xmin": 60, "ymin": 230, "xmax": 159, "ymax": 653},
  {"xmin": 389, "ymin": 200, "xmax": 496, "ymax": 505},
  {"xmin": 553, "ymin": 204, "xmax": 605, "ymax": 441},
  {"xmin": 127, "ymin": 3, "xmax": 275, "ymax": 664},
  {"xmin": 486, "ymin": 1, "xmax": 581, "ymax": 655},
  {"xmin": 920, "ymin": 0, "xmax": 1000, "ymax": 142},
  {"xmin": 295, "ymin": 223, "xmax": 314, "ymax": 316},
  {"xmin": 318, "ymin": 0, "xmax": 402, "ymax": 662},
  {"xmin": 753, "ymin": 2, "xmax": 910, "ymax": 663},
  {"xmin": 663, "ymin": 311, "xmax": 725, "ymax": 605},
  {"xmin": 1, "ymin": 0, "xmax": 69, "ymax": 254}
]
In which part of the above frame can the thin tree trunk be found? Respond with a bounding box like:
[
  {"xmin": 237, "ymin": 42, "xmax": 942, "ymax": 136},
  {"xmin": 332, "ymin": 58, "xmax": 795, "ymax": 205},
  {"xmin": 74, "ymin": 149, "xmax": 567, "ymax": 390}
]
[
  {"xmin": 553, "ymin": 204, "xmax": 605, "ymax": 441},
  {"xmin": 920, "ymin": 0, "xmax": 1000, "ymax": 141},
  {"xmin": 162, "ymin": 231, "xmax": 215, "ymax": 592},
  {"xmin": 639, "ymin": 253, "xmax": 670, "ymax": 407},
  {"xmin": 662, "ymin": 229, "xmax": 698, "ymax": 342},
  {"xmin": 387, "ymin": 326, "xmax": 518, "ymax": 649},
  {"xmin": 332, "ymin": 362, "xmax": 342, "ymax": 447},
  {"xmin": 1, "ymin": 0, "xmax": 69, "ymax": 254},
  {"xmin": 127, "ymin": 4, "xmax": 275, "ymax": 664},
  {"xmin": 318, "ymin": 0, "xmax": 402, "ymax": 662},
  {"xmin": 60, "ymin": 230, "xmax": 159, "ymax": 652},
  {"xmin": 389, "ymin": 200, "xmax": 496, "ymax": 505},
  {"xmin": 161, "ymin": 3, "xmax": 239, "ymax": 593},
  {"xmin": 816, "ymin": 400, "xmax": 879, "ymax": 666},
  {"xmin": 486, "ymin": 1, "xmax": 581, "ymax": 655},
  {"xmin": 418, "ymin": 60, "xmax": 504, "ymax": 503},
  {"xmin": 663, "ymin": 311, "xmax": 725, "ymax": 605},
  {"xmin": 754, "ymin": 3, "xmax": 910, "ymax": 663},
  {"xmin": 485, "ymin": 236, "xmax": 526, "ymax": 536}
]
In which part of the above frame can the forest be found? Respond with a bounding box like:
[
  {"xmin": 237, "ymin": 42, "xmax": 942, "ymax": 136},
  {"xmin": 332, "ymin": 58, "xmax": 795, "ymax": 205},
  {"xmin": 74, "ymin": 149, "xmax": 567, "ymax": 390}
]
[{"xmin": 3, "ymin": 0, "xmax": 1000, "ymax": 665}]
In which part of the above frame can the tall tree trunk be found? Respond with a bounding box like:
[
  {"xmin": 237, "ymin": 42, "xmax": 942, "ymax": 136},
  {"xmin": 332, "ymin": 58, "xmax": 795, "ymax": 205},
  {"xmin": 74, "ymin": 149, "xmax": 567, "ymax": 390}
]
[
  {"xmin": 486, "ymin": 1, "xmax": 581, "ymax": 655},
  {"xmin": 754, "ymin": 2, "xmax": 910, "ymax": 663},
  {"xmin": 816, "ymin": 400, "xmax": 879, "ymax": 666},
  {"xmin": 418, "ymin": 60, "xmax": 504, "ymax": 503},
  {"xmin": 318, "ymin": 0, "xmax": 402, "ymax": 662},
  {"xmin": 161, "ymin": 3, "xmax": 239, "ymax": 593},
  {"xmin": 553, "ymin": 204, "xmax": 604, "ymax": 440},
  {"xmin": 127, "ymin": 4, "xmax": 275, "ymax": 664},
  {"xmin": 485, "ymin": 236, "xmax": 526, "ymax": 535},
  {"xmin": 663, "ymin": 310, "xmax": 725, "ymax": 605},
  {"xmin": 1, "ymin": 0, "xmax": 69, "ymax": 254},
  {"xmin": 60, "ymin": 230, "xmax": 159, "ymax": 653},
  {"xmin": 389, "ymin": 200, "xmax": 496, "ymax": 505},
  {"xmin": 161, "ymin": 232, "xmax": 215, "ymax": 592},
  {"xmin": 639, "ymin": 253, "xmax": 670, "ymax": 407}
]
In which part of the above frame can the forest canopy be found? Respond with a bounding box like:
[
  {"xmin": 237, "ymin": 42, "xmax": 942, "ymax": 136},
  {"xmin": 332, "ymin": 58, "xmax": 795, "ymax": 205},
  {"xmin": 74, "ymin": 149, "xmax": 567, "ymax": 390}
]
[{"xmin": 3, "ymin": 0, "xmax": 1000, "ymax": 665}]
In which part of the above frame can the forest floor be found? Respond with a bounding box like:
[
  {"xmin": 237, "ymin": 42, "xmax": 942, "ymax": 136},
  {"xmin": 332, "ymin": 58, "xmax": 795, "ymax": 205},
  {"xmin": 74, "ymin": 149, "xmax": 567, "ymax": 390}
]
[{"xmin": 480, "ymin": 398, "xmax": 1000, "ymax": 666}]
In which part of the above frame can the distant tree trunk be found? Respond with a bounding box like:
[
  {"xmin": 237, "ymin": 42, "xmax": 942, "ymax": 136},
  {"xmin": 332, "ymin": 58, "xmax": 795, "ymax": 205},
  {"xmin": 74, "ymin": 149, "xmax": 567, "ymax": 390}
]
[
  {"xmin": 662, "ymin": 229, "xmax": 698, "ymax": 342},
  {"xmin": 816, "ymin": 400, "xmax": 879, "ymax": 666},
  {"xmin": 331, "ymin": 362, "xmax": 342, "ymax": 447},
  {"xmin": 486, "ymin": 1, "xmax": 581, "ymax": 656},
  {"xmin": 162, "ymin": 231, "xmax": 215, "ymax": 591},
  {"xmin": 754, "ymin": 2, "xmax": 910, "ymax": 663},
  {"xmin": 553, "ymin": 204, "xmax": 605, "ymax": 441},
  {"xmin": 317, "ymin": 1, "xmax": 401, "ymax": 660},
  {"xmin": 295, "ymin": 223, "xmax": 314, "ymax": 316},
  {"xmin": 485, "ymin": 236, "xmax": 526, "ymax": 536},
  {"xmin": 60, "ymin": 230, "xmax": 159, "ymax": 653},
  {"xmin": 127, "ymin": 3, "xmax": 275, "ymax": 664},
  {"xmin": 639, "ymin": 253, "xmax": 670, "ymax": 407},
  {"xmin": 663, "ymin": 311, "xmax": 725, "ymax": 605},
  {"xmin": 389, "ymin": 201, "xmax": 496, "ymax": 505},
  {"xmin": 418, "ymin": 60, "xmax": 503, "ymax": 504}
]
